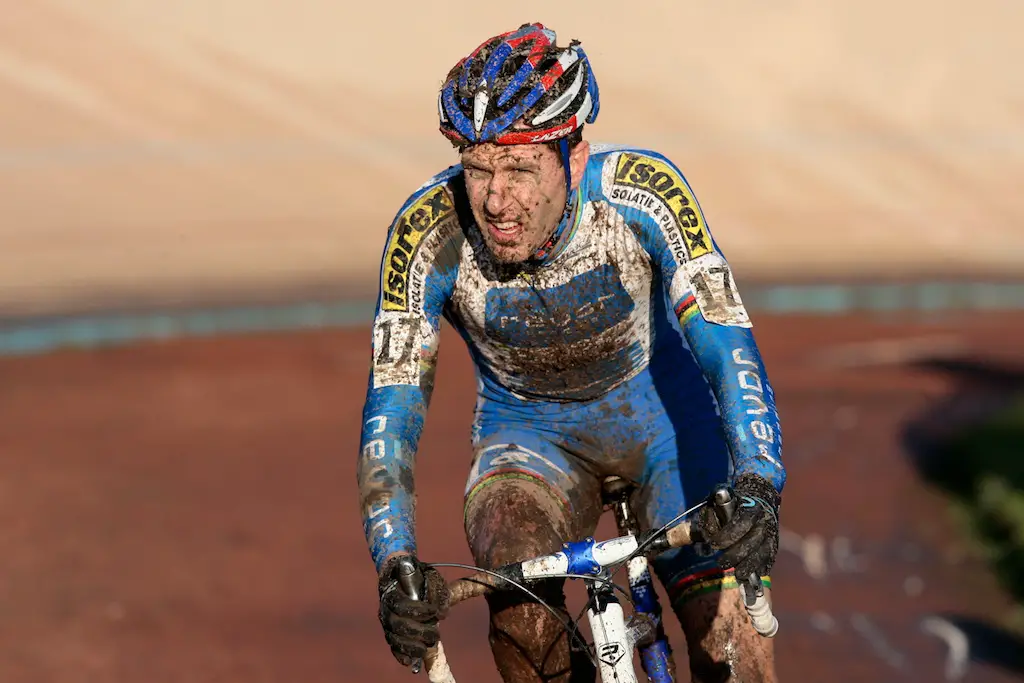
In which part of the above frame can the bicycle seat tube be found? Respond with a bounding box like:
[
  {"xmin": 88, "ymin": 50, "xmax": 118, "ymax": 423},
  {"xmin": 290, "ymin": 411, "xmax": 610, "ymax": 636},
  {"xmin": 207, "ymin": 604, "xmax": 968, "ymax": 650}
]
[{"xmin": 606, "ymin": 480, "xmax": 677, "ymax": 683}]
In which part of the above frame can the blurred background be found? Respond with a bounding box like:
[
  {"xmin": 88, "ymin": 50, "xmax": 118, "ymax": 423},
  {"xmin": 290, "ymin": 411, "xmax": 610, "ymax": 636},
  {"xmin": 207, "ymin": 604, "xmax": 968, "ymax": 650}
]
[{"xmin": 1, "ymin": 1, "xmax": 1023, "ymax": 681}]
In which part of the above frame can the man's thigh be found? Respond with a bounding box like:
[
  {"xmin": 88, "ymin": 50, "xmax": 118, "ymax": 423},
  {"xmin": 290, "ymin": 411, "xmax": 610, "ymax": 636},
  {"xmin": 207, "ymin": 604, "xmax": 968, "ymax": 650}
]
[
  {"xmin": 636, "ymin": 406, "xmax": 733, "ymax": 603},
  {"xmin": 464, "ymin": 431, "xmax": 601, "ymax": 567},
  {"xmin": 637, "ymin": 409, "xmax": 777, "ymax": 681},
  {"xmin": 463, "ymin": 430, "xmax": 602, "ymax": 683}
]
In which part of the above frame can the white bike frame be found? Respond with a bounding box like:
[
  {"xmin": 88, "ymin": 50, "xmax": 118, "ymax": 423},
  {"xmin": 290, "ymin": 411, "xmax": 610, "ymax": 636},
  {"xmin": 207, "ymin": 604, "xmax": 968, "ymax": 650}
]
[
  {"xmin": 418, "ymin": 487, "xmax": 777, "ymax": 683},
  {"xmin": 426, "ymin": 580, "xmax": 643, "ymax": 683},
  {"xmin": 426, "ymin": 534, "xmax": 654, "ymax": 683},
  {"xmin": 585, "ymin": 581, "xmax": 643, "ymax": 683}
]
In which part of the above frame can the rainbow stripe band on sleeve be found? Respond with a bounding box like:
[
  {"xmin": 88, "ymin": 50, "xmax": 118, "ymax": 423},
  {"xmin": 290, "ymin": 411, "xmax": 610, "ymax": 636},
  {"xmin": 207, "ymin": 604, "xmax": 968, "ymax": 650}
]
[
  {"xmin": 668, "ymin": 567, "xmax": 772, "ymax": 608},
  {"xmin": 674, "ymin": 294, "xmax": 700, "ymax": 325}
]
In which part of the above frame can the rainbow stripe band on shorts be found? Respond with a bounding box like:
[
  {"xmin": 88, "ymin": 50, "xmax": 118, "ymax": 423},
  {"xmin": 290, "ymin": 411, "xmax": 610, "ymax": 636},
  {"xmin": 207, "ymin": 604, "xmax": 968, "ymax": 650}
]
[
  {"xmin": 668, "ymin": 567, "xmax": 772, "ymax": 608},
  {"xmin": 463, "ymin": 470, "xmax": 572, "ymax": 522}
]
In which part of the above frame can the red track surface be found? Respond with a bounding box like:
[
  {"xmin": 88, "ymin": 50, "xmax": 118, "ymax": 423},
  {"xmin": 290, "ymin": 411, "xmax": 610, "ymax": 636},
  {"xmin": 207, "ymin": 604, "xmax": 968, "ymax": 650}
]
[{"xmin": 2, "ymin": 313, "xmax": 1023, "ymax": 682}]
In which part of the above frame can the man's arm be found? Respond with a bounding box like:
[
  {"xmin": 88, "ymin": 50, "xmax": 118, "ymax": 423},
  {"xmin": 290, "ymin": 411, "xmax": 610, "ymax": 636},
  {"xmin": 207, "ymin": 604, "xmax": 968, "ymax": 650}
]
[
  {"xmin": 357, "ymin": 182, "xmax": 462, "ymax": 573},
  {"xmin": 676, "ymin": 304, "xmax": 785, "ymax": 491},
  {"xmin": 603, "ymin": 149, "xmax": 785, "ymax": 491}
]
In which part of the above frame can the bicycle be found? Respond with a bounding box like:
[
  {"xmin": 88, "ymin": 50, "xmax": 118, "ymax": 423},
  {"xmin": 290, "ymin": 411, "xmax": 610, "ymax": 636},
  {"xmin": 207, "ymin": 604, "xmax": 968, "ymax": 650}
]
[{"xmin": 393, "ymin": 477, "xmax": 779, "ymax": 683}]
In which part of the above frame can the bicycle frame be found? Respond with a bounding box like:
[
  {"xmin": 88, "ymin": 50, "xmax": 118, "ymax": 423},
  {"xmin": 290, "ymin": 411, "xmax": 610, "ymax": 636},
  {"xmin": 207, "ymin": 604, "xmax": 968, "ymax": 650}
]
[
  {"xmin": 425, "ymin": 551, "xmax": 660, "ymax": 683},
  {"xmin": 416, "ymin": 483, "xmax": 776, "ymax": 683},
  {"xmin": 606, "ymin": 480, "xmax": 676, "ymax": 683},
  {"xmin": 583, "ymin": 566, "xmax": 649, "ymax": 683},
  {"xmin": 423, "ymin": 486, "xmax": 690, "ymax": 683}
]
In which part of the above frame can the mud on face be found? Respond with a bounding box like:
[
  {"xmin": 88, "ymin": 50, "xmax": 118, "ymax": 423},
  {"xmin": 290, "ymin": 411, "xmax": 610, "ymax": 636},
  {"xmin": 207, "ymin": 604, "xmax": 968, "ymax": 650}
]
[{"xmin": 460, "ymin": 143, "xmax": 569, "ymax": 263}]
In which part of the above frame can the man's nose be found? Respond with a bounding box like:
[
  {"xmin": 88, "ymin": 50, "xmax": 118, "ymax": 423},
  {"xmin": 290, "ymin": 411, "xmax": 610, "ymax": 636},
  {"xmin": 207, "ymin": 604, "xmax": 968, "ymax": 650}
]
[{"xmin": 484, "ymin": 176, "xmax": 511, "ymax": 215}]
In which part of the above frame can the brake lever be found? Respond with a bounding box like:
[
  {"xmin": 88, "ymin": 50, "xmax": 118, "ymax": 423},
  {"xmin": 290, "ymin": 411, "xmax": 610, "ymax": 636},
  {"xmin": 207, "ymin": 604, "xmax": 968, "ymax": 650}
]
[
  {"xmin": 395, "ymin": 556, "xmax": 426, "ymax": 674},
  {"xmin": 711, "ymin": 485, "xmax": 779, "ymax": 638}
]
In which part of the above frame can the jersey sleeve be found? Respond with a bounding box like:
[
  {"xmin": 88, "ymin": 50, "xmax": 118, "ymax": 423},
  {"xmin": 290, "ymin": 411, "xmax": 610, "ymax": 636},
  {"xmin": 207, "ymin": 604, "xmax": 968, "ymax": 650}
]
[
  {"xmin": 602, "ymin": 150, "xmax": 786, "ymax": 492},
  {"xmin": 357, "ymin": 180, "xmax": 462, "ymax": 572}
]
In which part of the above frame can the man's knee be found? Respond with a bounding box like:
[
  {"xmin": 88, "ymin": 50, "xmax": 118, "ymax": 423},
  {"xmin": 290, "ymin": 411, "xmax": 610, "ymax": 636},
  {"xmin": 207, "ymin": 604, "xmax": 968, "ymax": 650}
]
[
  {"xmin": 463, "ymin": 478, "xmax": 594, "ymax": 682},
  {"xmin": 463, "ymin": 475, "xmax": 572, "ymax": 633}
]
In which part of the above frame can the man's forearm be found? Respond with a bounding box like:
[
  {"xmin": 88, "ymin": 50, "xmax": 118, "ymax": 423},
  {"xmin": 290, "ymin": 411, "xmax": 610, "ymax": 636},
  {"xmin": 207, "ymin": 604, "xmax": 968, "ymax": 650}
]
[
  {"xmin": 357, "ymin": 386, "xmax": 427, "ymax": 572},
  {"xmin": 681, "ymin": 320, "xmax": 786, "ymax": 492}
]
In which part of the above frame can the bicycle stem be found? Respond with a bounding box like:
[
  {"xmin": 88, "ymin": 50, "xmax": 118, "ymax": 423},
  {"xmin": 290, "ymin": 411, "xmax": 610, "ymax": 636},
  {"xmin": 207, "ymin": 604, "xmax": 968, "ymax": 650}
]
[{"xmin": 607, "ymin": 487, "xmax": 677, "ymax": 683}]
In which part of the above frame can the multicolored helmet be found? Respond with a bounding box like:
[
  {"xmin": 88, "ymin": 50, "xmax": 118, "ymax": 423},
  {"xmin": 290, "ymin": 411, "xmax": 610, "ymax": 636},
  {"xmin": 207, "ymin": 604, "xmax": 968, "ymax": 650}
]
[{"xmin": 438, "ymin": 23, "xmax": 600, "ymax": 146}]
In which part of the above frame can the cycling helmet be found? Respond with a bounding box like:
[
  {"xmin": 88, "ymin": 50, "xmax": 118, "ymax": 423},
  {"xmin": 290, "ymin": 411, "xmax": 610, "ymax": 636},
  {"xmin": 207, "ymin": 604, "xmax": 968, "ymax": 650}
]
[{"xmin": 438, "ymin": 23, "xmax": 600, "ymax": 146}]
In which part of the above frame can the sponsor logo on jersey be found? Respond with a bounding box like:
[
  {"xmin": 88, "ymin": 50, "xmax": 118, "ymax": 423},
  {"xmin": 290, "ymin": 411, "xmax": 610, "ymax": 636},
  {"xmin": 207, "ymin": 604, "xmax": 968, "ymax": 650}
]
[
  {"xmin": 610, "ymin": 153, "xmax": 712, "ymax": 262},
  {"xmin": 381, "ymin": 187, "xmax": 454, "ymax": 312},
  {"xmin": 484, "ymin": 264, "xmax": 634, "ymax": 348}
]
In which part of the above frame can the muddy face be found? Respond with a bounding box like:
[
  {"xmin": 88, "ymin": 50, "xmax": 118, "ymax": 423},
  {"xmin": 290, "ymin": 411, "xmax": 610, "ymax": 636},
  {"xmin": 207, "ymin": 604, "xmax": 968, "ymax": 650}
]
[{"xmin": 461, "ymin": 141, "xmax": 589, "ymax": 263}]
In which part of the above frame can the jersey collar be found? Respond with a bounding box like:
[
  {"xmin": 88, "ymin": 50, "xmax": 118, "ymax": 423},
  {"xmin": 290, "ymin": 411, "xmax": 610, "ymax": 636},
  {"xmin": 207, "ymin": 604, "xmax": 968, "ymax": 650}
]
[{"xmin": 530, "ymin": 188, "xmax": 583, "ymax": 264}]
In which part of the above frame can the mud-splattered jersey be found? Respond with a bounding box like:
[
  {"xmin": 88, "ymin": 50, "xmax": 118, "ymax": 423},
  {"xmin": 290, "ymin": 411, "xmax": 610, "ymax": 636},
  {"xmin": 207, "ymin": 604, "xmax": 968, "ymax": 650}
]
[{"xmin": 357, "ymin": 144, "xmax": 786, "ymax": 570}]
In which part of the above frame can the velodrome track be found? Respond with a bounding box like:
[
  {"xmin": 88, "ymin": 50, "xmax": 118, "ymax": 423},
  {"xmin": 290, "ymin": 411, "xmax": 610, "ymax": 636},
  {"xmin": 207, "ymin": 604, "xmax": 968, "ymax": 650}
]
[
  {"xmin": 3, "ymin": 0, "xmax": 1024, "ymax": 317},
  {"xmin": 2, "ymin": 312, "xmax": 1023, "ymax": 682}
]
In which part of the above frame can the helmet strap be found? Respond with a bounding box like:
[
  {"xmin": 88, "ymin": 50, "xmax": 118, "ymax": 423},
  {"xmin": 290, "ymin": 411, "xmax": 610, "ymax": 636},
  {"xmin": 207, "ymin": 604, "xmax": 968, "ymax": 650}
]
[
  {"xmin": 555, "ymin": 136, "xmax": 579, "ymax": 233},
  {"xmin": 559, "ymin": 137, "xmax": 573, "ymax": 216},
  {"xmin": 529, "ymin": 137, "xmax": 578, "ymax": 263}
]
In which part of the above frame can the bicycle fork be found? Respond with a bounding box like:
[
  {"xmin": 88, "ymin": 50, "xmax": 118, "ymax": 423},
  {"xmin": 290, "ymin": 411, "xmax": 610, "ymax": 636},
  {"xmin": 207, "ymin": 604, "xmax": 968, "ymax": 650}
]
[{"xmin": 606, "ymin": 486, "xmax": 677, "ymax": 683}]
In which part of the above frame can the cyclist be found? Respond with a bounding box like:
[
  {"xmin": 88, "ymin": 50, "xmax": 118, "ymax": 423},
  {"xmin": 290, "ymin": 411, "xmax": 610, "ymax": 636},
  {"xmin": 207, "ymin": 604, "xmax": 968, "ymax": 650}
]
[{"xmin": 358, "ymin": 22, "xmax": 786, "ymax": 683}]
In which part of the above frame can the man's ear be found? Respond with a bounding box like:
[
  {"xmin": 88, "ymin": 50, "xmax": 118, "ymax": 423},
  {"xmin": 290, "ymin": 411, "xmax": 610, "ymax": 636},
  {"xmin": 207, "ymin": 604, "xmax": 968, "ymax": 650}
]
[{"xmin": 569, "ymin": 140, "xmax": 591, "ymax": 190}]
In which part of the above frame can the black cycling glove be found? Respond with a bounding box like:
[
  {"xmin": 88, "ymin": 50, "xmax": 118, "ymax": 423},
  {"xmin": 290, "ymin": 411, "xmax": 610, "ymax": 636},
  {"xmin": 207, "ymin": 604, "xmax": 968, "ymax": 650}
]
[
  {"xmin": 697, "ymin": 473, "xmax": 782, "ymax": 582},
  {"xmin": 377, "ymin": 554, "xmax": 451, "ymax": 667}
]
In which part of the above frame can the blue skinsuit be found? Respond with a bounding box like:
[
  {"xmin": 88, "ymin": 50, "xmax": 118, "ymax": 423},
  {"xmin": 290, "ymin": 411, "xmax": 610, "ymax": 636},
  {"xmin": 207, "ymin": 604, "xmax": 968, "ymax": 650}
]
[{"xmin": 357, "ymin": 143, "xmax": 786, "ymax": 596}]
